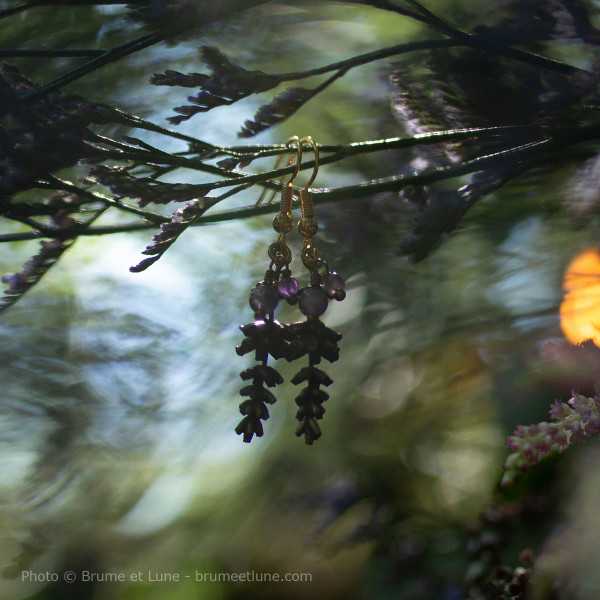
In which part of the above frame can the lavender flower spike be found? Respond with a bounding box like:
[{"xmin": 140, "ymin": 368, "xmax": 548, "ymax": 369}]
[{"xmin": 502, "ymin": 392, "xmax": 600, "ymax": 487}]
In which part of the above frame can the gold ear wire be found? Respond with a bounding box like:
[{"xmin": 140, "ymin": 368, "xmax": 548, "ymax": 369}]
[
  {"xmin": 296, "ymin": 137, "xmax": 321, "ymax": 275},
  {"xmin": 285, "ymin": 135, "xmax": 302, "ymax": 187},
  {"xmin": 298, "ymin": 137, "xmax": 318, "ymax": 223},
  {"xmin": 255, "ymin": 136, "xmax": 302, "ymax": 207},
  {"xmin": 299, "ymin": 136, "xmax": 319, "ymax": 190},
  {"xmin": 269, "ymin": 136, "xmax": 303, "ymax": 267}
]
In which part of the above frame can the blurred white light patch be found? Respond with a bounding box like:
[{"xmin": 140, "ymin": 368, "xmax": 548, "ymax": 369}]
[
  {"xmin": 486, "ymin": 218, "xmax": 559, "ymax": 315},
  {"xmin": 116, "ymin": 471, "xmax": 197, "ymax": 536},
  {"xmin": 355, "ymin": 357, "xmax": 416, "ymax": 418},
  {"xmin": 414, "ymin": 426, "xmax": 504, "ymax": 509},
  {"xmin": 0, "ymin": 447, "xmax": 37, "ymax": 501},
  {"xmin": 116, "ymin": 453, "xmax": 255, "ymax": 536},
  {"xmin": 323, "ymin": 278, "xmax": 367, "ymax": 329}
]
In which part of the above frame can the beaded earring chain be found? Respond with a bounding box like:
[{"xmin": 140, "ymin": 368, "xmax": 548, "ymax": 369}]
[
  {"xmin": 234, "ymin": 137, "xmax": 303, "ymax": 443},
  {"xmin": 235, "ymin": 136, "xmax": 346, "ymax": 445},
  {"xmin": 285, "ymin": 137, "xmax": 346, "ymax": 444}
]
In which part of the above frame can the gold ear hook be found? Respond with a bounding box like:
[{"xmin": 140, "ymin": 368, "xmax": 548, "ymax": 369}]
[
  {"xmin": 269, "ymin": 136, "xmax": 302, "ymax": 265},
  {"xmin": 299, "ymin": 136, "xmax": 319, "ymax": 190},
  {"xmin": 255, "ymin": 136, "xmax": 302, "ymax": 206},
  {"xmin": 285, "ymin": 135, "xmax": 302, "ymax": 187},
  {"xmin": 298, "ymin": 137, "xmax": 319, "ymax": 223}
]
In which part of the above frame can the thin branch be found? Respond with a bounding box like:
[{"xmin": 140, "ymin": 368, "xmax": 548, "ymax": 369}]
[
  {"xmin": 315, "ymin": 140, "xmax": 552, "ymax": 202},
  {"xmin": 196, "ymin": 121, "xmax": 600, "ymax": 197},
  {"xmin": 343, "ymin": 0, "xmax": 433, "ymax": 27},
  {"xmin": 19, "ymin": 31, "xmax": 165, "ymax": 102},
  {"xmin": 0, "ymin": 136, "xmax": 554, "ymax": 242},
  {"xmin": 280, "ymin": 35, "xmax": 584, "ymax": 80},
  {"xmin": 402, "ymin": 0, "xmax": 465, "ymax": 38},
  {"xmin": 1, "ymin": 119, "xmax": 594, "ymax": 244},
  {"xmin": 0, "ymin": 1, "xmax": 39, "ymax": 19},
  {"xmin": 176, "ymin": 135, "xmax": 547, "ymax": 196},
  {"xmin": 0, "ymin": 231, "xmax": 44, "ymax": 242},
  {"xmin": 221, "ymin": 126, "xmax": 539, "ymax": 160},
  {"xmin": 161, "ymin": 36, "xmax": 581, "ymax": 132},
  {"xmin": 41, "ymin": 175, "xmax": 168, "ymax": 224},
  {"xmin": 278, "ymin": 39, "xmax": 462, "ymax": 81},
  {"xmin": 463, "ymin": 35, "xmax": 584, "ymax": 74},
  {"xmin": 110, "ymin": 109, "xmax": 217, "ymax": 151},
  {"xmin": 87, "ymin": 137, "xmax": 229, "ymax": 177},
  {"xmin": 308, "ymin": 2, "xmax": 588, "ymax": 81},
  {"xmin": 97, "ymin": 125, "xmax": 538, "ymax": 172},
  {"xmin": 0, "ymin": 126, "xmax": 553, "ymax": 245},
  {"xmin": 0, "ymin": 49, "xmax": 104, "ymax": 57}
]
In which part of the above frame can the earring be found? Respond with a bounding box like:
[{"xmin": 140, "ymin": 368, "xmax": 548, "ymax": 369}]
[
  {"xmin": 235, "ymin": 137, "xmax": 302, "ymax": 443},
  {"xmin": 286, "ymin": 137, "xmax": 346, "ymax": 445}
]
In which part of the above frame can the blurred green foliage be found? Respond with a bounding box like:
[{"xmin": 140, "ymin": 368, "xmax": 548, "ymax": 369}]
[{"xmin": 1, "ymin": 1, "xmax": 600, "ymax": 599}]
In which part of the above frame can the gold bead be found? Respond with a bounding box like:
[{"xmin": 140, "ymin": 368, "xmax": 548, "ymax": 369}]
[
  {"xmin": 272, "ymin": 213, "xmax": 293, "ymax": 234},
  {"xmin": 268, "ymin": 241, "xmax": 292, "ymax": 267},
  {"xmin": 298, "ymin": 217, "xmax": 318, "ymax": 237}
]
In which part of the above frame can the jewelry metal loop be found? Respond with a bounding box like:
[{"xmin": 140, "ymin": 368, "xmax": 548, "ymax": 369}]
[
  {"xmin": 285, "ymin": 135, "xmax": 302, "ymax": 187},
  {"xmin": 299, "ymin": 136, "xmax": 319, "ymax": 190}
]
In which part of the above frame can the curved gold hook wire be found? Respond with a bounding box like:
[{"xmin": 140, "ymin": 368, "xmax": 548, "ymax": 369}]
[
  {"xmin": 285, "ymin": 135, "xmax": 302, "ymax": 187},
  {"xmin": 299, "ymin": 136, "xmax": 319, "ymax": 189}
]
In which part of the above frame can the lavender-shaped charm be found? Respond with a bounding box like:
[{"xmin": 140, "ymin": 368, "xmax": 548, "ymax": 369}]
[
  {"xmin": 235, "ymin": 268, "xmax": 291, "ymax": 443},
  {"xmin": 235, "ymin": 145, "xmax": 300, "ymax": 442},
  {"xmin": 235, "ymin": 136, "xmax": 346, "ymax": 444},
  {"xmin": 284, "ymin": 137, "xmax": 346, "ymax": 444},
  {"xmin": 286, "ymin": 271, "xmax": 345, "ymax": 444}
]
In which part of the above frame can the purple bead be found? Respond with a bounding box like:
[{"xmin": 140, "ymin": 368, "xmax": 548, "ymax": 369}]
[
  {"xmin": 277, "ymin": 276, "xmax": 300, "ymax": 299},
  {"xmin": 249, "ymin": 284, "xmax": 279, "ymax": 314},
  {"xmin": 298, "ymin": 287, "xmax": 328, "ymax": 317},
  {"xmin": 324, "ymin": 272, "xmax": 345, "ymax": 297}
]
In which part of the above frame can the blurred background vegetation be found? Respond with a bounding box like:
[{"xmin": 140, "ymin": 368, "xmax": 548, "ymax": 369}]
[{"xmin": 1, "ymin": 1, "xmax": 600, "ymax": 599}]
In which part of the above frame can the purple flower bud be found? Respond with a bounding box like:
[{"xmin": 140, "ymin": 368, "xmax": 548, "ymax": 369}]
[
  {"xmin": 533, "ymin": 437, "xmax": 551, "ymax": 453},
  {"xmin": 506, "ymin": 436, "xmax": 521, "ymax": 452},
  {"xmin": 567, "ymin": 419, "xmax": 586, "ymax": 444},
  {"xmin": 586, "ymin": 413, "xmax": 600, "ymax": 434},
  {"xmin": 549, "ymin": 400, "xmax": 571, "ymax": 420},
  {"xmin": 550, "ymin": 427, "xmax": 569, "ymax": 451}
]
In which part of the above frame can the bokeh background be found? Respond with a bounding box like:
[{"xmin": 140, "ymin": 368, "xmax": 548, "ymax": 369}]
[{"xmin": 1, "ymin": 1, "xmax": 600, "ymax": 599}]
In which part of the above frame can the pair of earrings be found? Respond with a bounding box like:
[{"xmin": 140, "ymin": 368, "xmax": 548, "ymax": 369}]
[{"xmin": 235, "ymin": 136, "xmax": 346, "ymax": 445}]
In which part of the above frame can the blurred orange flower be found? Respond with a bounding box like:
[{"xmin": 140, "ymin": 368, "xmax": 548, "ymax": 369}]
[{"xmin": 560, "ymin": 248, "xmax": 600, "ymax": 346}]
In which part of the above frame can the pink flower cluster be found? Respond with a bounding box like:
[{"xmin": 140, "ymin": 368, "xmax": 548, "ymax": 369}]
[{"xmin": 502, "ymin": 393, "xmax": 600, "ymax": 487}]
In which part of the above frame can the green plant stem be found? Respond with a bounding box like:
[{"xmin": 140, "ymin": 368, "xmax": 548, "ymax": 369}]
[
  {"xmin": 0, "ymin": 49, "xmax": 105, "ymax": 57},
  {"xmin": 0, "ymin": 137, "xmax": 552, "ymax": 241},
  {"xmin": 96, "ymin": 126, "xmax": 540, "ymax": 176},
  {"xmin": 221, "ymin": 126, "xmax": 539, "ymax": 160},
  {"xmin": 111, "ymin": 109, "xmax": 217, "ymax": 151},
  {"xmin": 1, "ymin": 120, "xmax": 595, "ymax": 242},
  {"xmin": 0, "ymin": 1, "xmax": 39, "ymax": 19},
  {"xmin": 277, "ymin": 36, "xmax": 583, "ymax": 82},
  {"xmin": 47, "ymin": 176, "xmax": 167, "ymax": 223},
  {"xmin": 285, "ymin": 4, "xmax": 584, "ymax": 79},
  {"xmin": 20, "ymin": 31, "xmax": 166, "ymax": 102}
]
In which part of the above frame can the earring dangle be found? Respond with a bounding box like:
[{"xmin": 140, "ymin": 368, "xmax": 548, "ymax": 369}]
[
  {"xmin": 286, "ymin": 137, "xmax": 346, "ymax": 445},
  {"xmin": 234, "ymin": 137, "xmax": 303, "ymax": 443}
]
